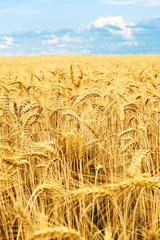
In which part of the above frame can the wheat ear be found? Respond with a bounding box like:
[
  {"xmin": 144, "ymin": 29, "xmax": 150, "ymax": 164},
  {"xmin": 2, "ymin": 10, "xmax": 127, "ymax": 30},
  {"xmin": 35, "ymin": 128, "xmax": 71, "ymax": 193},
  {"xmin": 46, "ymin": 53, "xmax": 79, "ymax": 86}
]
[{"xmin": 33, "ymin": 226, "xmax": 85, "ymax": 240}]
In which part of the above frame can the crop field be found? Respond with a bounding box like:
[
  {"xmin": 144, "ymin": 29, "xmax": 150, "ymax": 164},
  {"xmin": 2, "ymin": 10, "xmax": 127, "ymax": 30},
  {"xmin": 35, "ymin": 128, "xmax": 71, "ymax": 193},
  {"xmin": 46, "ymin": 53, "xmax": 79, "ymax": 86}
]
[{"xmin": 0, "ymin": 54, "xmax": 160, "ymax": 240}]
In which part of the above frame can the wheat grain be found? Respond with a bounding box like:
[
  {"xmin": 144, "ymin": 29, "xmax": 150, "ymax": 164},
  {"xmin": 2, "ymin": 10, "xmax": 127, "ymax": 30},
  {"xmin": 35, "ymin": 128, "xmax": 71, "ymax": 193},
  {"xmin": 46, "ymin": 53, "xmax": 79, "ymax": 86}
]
[{"xmin": 33, "ymin": 226, "xmax": 85, "ymax": 240}]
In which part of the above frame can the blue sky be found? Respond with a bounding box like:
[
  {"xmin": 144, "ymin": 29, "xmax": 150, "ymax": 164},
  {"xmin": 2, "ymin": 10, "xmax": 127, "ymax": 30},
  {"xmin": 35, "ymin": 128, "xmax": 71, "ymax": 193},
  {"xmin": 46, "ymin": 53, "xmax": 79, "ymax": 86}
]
[{"xmin": 0, "ymin": 0, "xmax": 160, "ymax": 55}]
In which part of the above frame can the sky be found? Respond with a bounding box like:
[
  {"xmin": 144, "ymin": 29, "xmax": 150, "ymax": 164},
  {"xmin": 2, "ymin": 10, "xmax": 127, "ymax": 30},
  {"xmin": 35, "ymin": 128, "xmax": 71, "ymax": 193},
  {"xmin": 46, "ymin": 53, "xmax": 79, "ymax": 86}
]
[{"xmin": 0, "ymin": 0, "xmax": 160, "ymax": 56}]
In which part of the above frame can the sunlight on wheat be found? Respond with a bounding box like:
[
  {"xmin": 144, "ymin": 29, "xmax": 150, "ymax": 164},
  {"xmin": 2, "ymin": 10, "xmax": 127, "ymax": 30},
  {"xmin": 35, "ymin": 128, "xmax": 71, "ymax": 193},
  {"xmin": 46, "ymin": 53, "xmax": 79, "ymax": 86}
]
[{"xmin": 0, "ymin": 54, "xmax": 159, "ymax": 240}]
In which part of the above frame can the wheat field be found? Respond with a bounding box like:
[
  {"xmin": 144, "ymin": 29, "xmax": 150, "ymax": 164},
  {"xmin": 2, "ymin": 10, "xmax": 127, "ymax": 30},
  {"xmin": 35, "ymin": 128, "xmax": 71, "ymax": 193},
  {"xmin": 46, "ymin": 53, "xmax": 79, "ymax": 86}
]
[{"xmin": 0, "ymin": 54, "xmax": 160, "ymax": 240}]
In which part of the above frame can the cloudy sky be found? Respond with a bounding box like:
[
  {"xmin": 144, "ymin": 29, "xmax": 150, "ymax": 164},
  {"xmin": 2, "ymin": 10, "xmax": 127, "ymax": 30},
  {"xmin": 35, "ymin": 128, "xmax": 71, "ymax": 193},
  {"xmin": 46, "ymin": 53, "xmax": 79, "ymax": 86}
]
[{"xmin": 0, "ymin": 0, "xmax": 160, "ymax": 56}]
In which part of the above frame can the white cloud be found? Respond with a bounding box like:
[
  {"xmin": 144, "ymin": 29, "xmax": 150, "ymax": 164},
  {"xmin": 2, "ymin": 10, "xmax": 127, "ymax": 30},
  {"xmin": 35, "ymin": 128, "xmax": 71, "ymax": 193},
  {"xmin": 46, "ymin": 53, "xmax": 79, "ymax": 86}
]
[
  {"xmin": 35, "ymin": 30, "xmax": 42, "ymax": 34},
  {"xmin": 62, "ymin": 35, "xmax": 81, "ymax": 43},
  {"xmin": 93, "ymin": 16, "xmax": 125, "ymax": 28},
  {"xmin": 42, "ymin": 34, "xmax": 81, "ymax": 46},
  {"xmin": 42, "ymin": 35, "xmax": 59, "ymax": 45},
  {"xmin": 81, "ymin": 49, "xmax": 91, "ymax": 53},
  {"xmin": 56, "ymin": 44, "xmax": 67, "ymax": 48},
  {"xmin": 0, "ymin": 37, "xmax": 13, "ymax": 50},
  {"xmin": 109, "ymin": 41, "xmax": 140, "ymax": 51},
  {"xmin": 91, "ymin": 16, "xmax": 133, "ymax": 40},
  {"xmin": 100, "ymin": 0, "xmax": 160, "ymax": 5},
  {"xmin": 108, "ymin": 27, "xmax": 133, "ymax": 40},
  {"xmin": 4, "ymin": 37, "xmax": 14, "ymax": 46},
  {"xmin": 117, "ymin": 41, "xmax": 140, "ymax": 47},
  {"xmin": 0, "ymin": 44, "xmax": 7, "ymax": 49}
]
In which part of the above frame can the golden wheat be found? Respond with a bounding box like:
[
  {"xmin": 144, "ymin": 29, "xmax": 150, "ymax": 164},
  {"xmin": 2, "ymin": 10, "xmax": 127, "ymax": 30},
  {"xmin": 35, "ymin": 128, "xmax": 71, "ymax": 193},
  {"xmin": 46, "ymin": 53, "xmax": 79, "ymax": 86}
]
[{"xmin": 0, "ymin": 54, "xmax": 160, "ymax": 240}]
